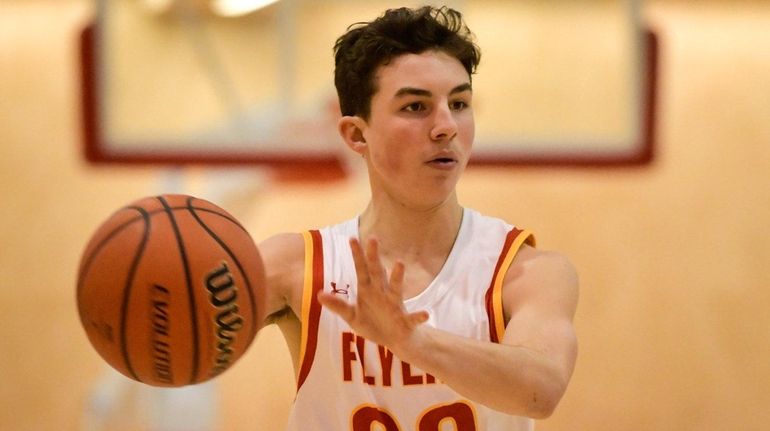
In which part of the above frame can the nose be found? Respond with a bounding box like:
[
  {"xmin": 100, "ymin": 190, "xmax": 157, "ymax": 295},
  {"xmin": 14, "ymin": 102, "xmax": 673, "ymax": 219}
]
[{"xmin": 430, "ymin": 103, "xmax": 458, "ymax": 142}]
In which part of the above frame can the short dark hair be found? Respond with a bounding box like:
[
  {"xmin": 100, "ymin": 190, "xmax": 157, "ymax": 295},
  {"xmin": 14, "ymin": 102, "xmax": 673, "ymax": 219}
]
[{"xmin": 333, "ymin": 6, "xmax": 481, "ymax": 119}]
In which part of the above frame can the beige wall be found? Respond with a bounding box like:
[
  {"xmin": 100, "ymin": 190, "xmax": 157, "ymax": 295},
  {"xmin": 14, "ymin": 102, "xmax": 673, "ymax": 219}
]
[{"xmin": 1, "ymin": 1, "xmax": 769, "ymax": 430}]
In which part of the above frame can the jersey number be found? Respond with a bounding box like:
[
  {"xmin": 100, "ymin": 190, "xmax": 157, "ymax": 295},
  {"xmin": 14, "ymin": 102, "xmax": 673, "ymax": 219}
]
[{"xmin": 352, "ymin": 402, "xmax": 477, "ymax": 431}]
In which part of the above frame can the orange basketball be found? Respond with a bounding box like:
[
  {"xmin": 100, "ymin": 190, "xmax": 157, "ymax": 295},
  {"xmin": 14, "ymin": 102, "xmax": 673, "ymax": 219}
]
[{"xmin": 77, "ymin": 194, "xmax": 265, "ymax": 387}]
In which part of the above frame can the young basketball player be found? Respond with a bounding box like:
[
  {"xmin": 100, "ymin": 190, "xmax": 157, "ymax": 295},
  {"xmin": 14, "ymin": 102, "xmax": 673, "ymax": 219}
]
[{"xmin": 259, "ymin": 6, "xmax": 578, "ymax": 430}]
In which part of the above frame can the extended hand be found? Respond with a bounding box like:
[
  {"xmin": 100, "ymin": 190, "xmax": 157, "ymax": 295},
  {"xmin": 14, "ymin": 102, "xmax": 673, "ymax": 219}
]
[{"xmin": 317, "ymin": 237, "xmax": 429, "ymax": 348}]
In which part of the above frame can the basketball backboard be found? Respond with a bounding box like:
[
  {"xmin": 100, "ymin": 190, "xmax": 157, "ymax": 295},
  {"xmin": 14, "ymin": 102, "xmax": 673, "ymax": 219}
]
[{"xmin": 80, "ymin": 0, "xmax": 657, "ymax": 171}]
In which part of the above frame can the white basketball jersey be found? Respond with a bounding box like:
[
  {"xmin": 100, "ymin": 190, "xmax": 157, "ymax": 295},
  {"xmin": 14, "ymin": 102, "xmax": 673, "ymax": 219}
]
[{"xmin": 287, "ymin": 208, "xmax": 535, "ymax": 431}]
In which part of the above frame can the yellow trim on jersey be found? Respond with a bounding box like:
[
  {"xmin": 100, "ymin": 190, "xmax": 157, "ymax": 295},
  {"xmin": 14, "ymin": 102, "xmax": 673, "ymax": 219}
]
[
  {"xmin": 492, "ymin": 230, "xmax": 534, "ymax": 342},
  {"xmin": 297, "ymin": 231, "xmax": 314, "ymax": 372}
]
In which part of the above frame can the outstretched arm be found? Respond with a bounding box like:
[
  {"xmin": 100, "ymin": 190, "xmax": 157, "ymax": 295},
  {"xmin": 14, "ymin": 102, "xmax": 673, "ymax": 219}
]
[
  {"xmin": 257, "ymin": 232, "xmax": 306, "ymax": 324},
  {"xmin": 318, "ymin": 237, "xmax": 578, "ymax": 418}
]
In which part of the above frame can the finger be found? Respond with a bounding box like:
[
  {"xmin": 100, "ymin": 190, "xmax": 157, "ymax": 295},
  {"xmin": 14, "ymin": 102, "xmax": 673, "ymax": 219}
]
[
  {"xmin": 389, "ymin": 260, "xmax": 405, "ymax": 299},
  {"xmin": 365, "ymin": 237, "xmax": 387, "ymax": 290},
  {"xmin": 349, "ymin": 238, "xmax": 370, "ymax": 288},
  {"xmin": 317, "ymin": 291, "xmax": 356, "ymax": 323}
]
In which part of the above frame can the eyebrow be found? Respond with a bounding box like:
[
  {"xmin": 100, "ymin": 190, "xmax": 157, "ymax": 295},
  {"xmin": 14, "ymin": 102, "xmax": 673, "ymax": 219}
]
[{"xmin": 394, "ymin": 83, "xmax": 472, "ymax": 98}]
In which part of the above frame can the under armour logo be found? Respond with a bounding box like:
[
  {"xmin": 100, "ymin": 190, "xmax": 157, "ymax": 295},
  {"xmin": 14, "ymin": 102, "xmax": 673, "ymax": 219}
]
[{"xmin": 330, "ymin": 282, "xmax": 349, "ymax": 296}]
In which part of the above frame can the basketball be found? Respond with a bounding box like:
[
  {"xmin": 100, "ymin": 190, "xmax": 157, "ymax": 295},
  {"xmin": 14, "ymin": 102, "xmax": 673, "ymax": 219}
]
[{"xmin": 77, "ymin": 194, "xmax": 265, "ymax": 387}]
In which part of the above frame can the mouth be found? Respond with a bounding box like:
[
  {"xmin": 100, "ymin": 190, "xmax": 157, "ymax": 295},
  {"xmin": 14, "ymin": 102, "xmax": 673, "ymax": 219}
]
[{"xmin": 426, "ymin": 156, "xmax": 458, "ymax": 169}]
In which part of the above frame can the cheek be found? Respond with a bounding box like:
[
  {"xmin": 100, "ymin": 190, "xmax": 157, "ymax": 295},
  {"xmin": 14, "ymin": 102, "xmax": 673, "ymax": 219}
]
[
  {"xmin": 378, "ymin": 141, "xmax": 408, "ymax": 173},
  {"xmin": 371, "ymin": 127, "xmax": 415, "ymax": 172},
  {"xmin": 459, "ymin": 114, "xmax": 475, "ymax": 149}
]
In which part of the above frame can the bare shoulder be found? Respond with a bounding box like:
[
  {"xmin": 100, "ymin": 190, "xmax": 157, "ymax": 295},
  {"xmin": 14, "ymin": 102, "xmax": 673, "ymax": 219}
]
[
  {"xmin": 503, "ymin": 244, "xmax": 579, "ymax": 320},
  {"xmin": 258, "ymin": 232, "xmax": 306, "ymax": 322}
]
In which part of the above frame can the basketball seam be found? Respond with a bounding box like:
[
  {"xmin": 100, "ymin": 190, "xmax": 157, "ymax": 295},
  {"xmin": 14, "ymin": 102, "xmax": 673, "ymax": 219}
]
[
  {"xmin": 158, "ymin": 196, "xmax": 201, "ymax": 385},
  {"xmin": 185, "ymin": 197, "xmax": 260, "ymax": 350},
  {"xmin": 77, "ymin": 213, "xmax": 143, "ymax": 297},
  {"xmin": 120, "ymin": 207, "xmax": 151, "ymax": 383}
]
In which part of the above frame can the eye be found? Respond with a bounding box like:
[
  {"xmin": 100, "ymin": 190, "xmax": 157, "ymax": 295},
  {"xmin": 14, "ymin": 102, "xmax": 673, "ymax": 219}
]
[
  {"xmin": 450, "ymin": 100, "xmax": 469, "ymax": 111},
  {"xmin": 402, "ymin": 102, "xmax": 426, "ymax": 112}
]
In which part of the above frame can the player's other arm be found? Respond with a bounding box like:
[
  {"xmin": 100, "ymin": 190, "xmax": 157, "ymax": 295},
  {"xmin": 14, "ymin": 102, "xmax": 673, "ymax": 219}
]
[
  {"xmin": 256, "ymin": 232, "xmax": 305, "ymax": 326},
  {"xmin": 398, "ymin": 246, "xmax": 579, "ymax": 418},
  {"xmin": 499, "ymin": 246, "xmax": 578, "ymax": 417}
]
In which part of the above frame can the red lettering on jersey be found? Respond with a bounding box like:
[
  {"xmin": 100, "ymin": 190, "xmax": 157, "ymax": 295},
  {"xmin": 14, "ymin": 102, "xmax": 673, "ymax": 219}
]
[
  {"xmin": 355, "ymin": 334, "xmax": 376, "ymax": 385},
  {"xmin": 342, "ymin": 332, "xmax": 356, "ymax": 381},
  {"xmin": 377, "ymin": 345, "xmax": 394, "ymax": 387},
  {"xmin": 418, "ymin": 401, "xmax": 477, "ymax": 431},
  {"xmin": 342, "ymin": 332, "xmax": 438, "ymax": 387},
  {"xmin": 401, "ymin": 361, "xmax": 424, "ymax": 385},
  {"xmin": 352, "ymin": 406, "xmax": 400, "ymax": 431}
]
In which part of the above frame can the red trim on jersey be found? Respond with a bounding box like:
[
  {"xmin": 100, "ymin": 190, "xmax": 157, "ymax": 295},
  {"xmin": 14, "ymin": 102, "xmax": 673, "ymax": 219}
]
[
  {"xmin": 296, "ymin": 230, "xmax": 324, "ymax": 391},
  {"xmin": 485, "ymin": 228, "xmax": 530, "ymax": 343}
]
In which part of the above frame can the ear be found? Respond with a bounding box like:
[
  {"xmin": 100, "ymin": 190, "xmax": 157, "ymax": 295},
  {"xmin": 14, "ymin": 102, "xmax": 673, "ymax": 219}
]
[{"xmin": 338, "ymin": 116, "xmax": 368, "ymax": 155}]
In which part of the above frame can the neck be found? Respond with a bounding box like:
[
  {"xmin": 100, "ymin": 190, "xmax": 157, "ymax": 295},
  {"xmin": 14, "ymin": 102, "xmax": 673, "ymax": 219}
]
[{"xmin": 358, "ymin": 193, "xmax": 464, "ymax": 262}]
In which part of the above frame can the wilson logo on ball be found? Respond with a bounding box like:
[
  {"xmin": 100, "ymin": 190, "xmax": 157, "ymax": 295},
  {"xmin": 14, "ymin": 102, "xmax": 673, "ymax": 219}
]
[{"xmin": 205, "ymin": 261, "xmax": 244, "ymax": 377}]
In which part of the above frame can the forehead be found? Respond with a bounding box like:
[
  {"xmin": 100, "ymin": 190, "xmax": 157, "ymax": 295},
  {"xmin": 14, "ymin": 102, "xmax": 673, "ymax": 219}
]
[{"xmin": 373, "ymin": 50, "xmax": 470, "ymax": 97}]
